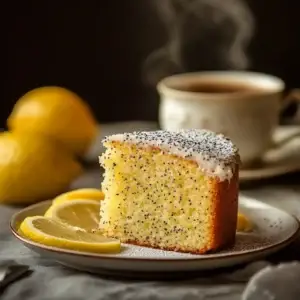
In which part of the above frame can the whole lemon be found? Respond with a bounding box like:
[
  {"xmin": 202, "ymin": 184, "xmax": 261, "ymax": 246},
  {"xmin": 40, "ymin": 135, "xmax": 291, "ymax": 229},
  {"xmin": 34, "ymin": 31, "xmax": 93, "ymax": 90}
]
[
  {"xmin": 7, "ymin": 86, "xmax": 97, "ymax": 156},
  {"xmin": 0, "ymin": 131, "xmax": 83, "ymax": 204}
]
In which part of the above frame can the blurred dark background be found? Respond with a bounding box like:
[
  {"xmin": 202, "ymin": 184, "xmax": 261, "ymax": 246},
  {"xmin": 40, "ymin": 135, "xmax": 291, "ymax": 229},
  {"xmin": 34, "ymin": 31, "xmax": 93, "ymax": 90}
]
[{"xmin": 3, "ymin": 1, "xmax": 300, "ymax": 128}]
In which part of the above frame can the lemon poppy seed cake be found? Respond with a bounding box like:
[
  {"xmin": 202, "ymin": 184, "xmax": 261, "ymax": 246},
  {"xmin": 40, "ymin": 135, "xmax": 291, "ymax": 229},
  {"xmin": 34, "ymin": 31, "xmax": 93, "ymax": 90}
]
[{"xmin": 99, "ymin": 129, "xmax": 240, "ymax": 254}]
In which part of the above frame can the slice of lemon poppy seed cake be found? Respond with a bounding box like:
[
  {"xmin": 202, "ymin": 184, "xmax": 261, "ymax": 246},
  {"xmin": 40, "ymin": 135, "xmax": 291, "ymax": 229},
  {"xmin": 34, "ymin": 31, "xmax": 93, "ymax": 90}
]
[{"xmin": 99, "ymin": 129, "xmax": 240, "ymax": 254}]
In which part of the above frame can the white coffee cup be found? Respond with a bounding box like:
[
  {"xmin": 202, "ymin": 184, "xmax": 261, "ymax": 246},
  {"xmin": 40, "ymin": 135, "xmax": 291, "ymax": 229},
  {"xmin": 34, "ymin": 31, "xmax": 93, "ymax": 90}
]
[{"xmin": 157, "ymin": 71, "xmax": 300, "ymax": 166}]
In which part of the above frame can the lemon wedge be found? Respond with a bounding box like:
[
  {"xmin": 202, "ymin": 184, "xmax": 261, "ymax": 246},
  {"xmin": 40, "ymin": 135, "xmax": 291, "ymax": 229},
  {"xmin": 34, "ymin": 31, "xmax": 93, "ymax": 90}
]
[
  {"xmin": 44, "ymin": 199, "xmax": 100, "ymax": 231},
  {"xmin": 19, "ymin": 216, "xmax": 120, "ymax": 253},
  {"xmin": 52, "ymin": 188, "xmax": 105, "ymax": 206},
  {"xmin": 237, "ymin": 212, "xmax": 253, "ymax": 232}
]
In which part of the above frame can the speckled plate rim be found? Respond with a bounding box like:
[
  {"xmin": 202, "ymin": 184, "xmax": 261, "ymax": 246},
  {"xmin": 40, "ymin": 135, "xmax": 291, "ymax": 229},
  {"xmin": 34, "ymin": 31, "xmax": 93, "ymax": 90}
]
[{"xmin": 10, "ymin": 196, "xmax": 300, "ymax": 262}]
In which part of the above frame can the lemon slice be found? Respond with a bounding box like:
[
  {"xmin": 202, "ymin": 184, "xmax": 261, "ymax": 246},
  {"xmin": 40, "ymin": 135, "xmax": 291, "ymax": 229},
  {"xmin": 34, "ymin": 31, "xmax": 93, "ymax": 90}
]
[
  {"xmin": 45, "ymin": 188, "xmax": 104, "ymax": 219},
  {"xmin": 52, "ymin": 188, "xmax": 105, "ymax": 205},
  {"xmin": 237, "ymin": 212, "xmax": 253, "ymax": 232},
  {"xmin": 44, "ymin": 199, "xmax": 100, "ymax": 231},
  {"xmin": 19, "ymin": 216, "xmax": 120, "ymax": 253}
]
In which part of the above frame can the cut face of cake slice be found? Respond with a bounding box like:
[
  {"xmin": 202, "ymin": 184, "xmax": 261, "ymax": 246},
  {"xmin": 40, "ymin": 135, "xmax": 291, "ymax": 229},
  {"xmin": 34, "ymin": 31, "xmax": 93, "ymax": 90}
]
[{"xmin": 99, "ymin": 130, "xmax": 240, "ymax": 254}]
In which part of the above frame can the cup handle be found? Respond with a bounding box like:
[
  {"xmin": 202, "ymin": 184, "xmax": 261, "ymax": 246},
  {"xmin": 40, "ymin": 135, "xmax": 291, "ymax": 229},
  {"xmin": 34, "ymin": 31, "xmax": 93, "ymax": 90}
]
[
  {"xmin": 273, "ymin": 89, "xmax": 300, "ymax": 148},
  {"xmin": 280, "ymin": 88, "xmax": 300, "ymax": 113}
]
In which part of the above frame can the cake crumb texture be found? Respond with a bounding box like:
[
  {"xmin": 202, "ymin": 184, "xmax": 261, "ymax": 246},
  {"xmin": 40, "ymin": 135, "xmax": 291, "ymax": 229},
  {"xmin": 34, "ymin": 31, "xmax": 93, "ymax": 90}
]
[{"xmin": 99, "ymin": 135, "xmax": 239, "ymax": 254}]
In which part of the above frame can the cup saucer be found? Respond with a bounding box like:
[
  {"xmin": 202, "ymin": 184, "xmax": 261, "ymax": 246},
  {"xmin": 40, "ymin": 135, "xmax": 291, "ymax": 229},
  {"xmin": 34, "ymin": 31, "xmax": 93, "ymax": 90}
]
[{"xmin": 240, "ymin": 126, "xmax": 300, "ymax": 181}]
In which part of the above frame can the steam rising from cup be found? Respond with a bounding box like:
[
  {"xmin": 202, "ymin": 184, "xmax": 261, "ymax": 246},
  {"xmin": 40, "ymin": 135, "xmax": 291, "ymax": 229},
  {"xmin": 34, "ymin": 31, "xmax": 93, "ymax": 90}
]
[{"xmin": 143, "ymin": 0, "xmax": 255, "ymax": 86}]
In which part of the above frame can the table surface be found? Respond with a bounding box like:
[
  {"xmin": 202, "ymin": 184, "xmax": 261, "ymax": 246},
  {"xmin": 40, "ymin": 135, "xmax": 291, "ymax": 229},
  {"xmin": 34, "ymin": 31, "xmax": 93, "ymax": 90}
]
[{"xmin": 0, "ymin": 122, "xmax": 300, "ymax": 300}]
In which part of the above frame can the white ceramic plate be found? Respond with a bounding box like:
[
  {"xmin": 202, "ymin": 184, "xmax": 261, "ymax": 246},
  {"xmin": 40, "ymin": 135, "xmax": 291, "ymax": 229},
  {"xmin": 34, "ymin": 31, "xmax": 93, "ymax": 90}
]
[{"xmin": 11, "ymin": 195, "xmax": 299, "ymax": 275}]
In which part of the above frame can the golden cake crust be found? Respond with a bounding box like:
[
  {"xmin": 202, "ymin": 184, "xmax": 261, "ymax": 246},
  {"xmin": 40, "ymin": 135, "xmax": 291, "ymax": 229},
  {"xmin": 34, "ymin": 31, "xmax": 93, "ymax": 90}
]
[{"xmin": 209, "ymin": 165, "xmax": 239, "ymax": 253}]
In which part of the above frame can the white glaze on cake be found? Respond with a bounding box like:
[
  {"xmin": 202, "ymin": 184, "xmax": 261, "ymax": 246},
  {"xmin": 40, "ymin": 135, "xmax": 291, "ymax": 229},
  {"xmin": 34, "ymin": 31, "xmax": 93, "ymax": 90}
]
[{"xmin": 103, "ymin": 129, "xmax": 240, "ymax": 181}]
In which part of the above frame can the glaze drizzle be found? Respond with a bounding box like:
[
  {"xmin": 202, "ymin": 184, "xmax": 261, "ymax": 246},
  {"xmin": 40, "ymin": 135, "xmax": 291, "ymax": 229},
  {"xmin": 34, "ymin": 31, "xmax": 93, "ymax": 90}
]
[{"xmin": 103, "ymin": 129, "xmax": 240, "ymax": 181}]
